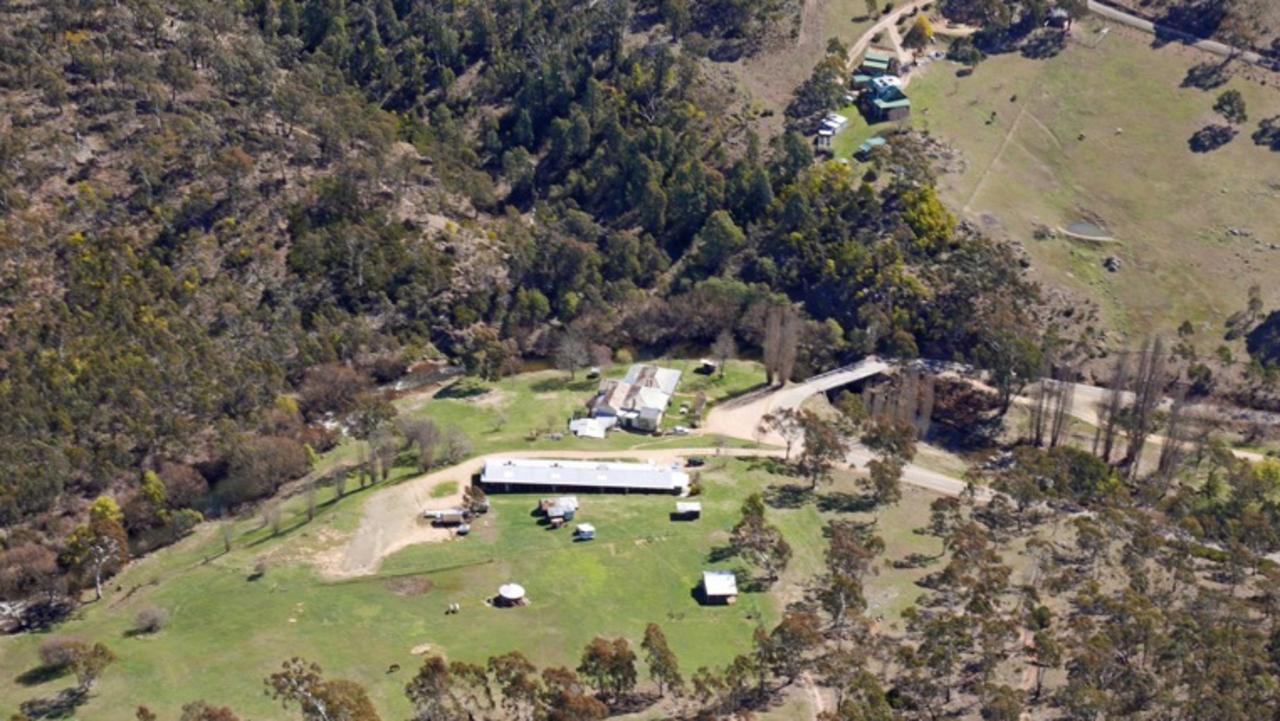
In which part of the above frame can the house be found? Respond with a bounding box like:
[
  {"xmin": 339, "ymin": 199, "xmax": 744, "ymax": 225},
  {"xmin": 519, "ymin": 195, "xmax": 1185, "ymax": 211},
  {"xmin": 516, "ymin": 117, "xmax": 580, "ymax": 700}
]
[
  {"xmin": 862, "ymin": 79, "xmax": 911, "ymax": 122},
  {"xmin": 574, "ymin": 523, "xmax": 596, "ymax": 541},
  {"xmin": 569, "ymin": 417, "xmax": 614, "ymax": 439},
  {"xmin": 700, "ymin": 571, "xmax": 738, "ymax": 605},
  {"xmin": 589, "ymin": 364, "xmax": 682, "ymax": 431},
  {"xmin": 482, "ymin": 458, "xmax": 690, "ymax": 495}
]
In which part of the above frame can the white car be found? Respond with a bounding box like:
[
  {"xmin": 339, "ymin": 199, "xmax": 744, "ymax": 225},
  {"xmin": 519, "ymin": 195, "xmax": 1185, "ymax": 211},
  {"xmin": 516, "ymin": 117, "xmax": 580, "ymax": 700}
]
[{"xmin": 672, "ymin": 426, "xmax": 690, "ymax": 436}]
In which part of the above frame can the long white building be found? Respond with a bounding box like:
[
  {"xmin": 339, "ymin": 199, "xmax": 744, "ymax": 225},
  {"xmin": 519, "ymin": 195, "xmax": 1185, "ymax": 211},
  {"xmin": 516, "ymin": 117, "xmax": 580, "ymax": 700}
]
[{"xmin": 480, "ymin": 458, "xmax": 690, "ymax": 495}]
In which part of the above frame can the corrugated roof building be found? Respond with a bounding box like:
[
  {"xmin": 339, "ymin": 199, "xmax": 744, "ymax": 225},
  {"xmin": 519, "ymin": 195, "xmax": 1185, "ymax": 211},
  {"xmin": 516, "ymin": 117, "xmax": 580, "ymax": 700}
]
[{"xmin": 481, "ymin": 458, "xmax": 690, "ymax": 495}]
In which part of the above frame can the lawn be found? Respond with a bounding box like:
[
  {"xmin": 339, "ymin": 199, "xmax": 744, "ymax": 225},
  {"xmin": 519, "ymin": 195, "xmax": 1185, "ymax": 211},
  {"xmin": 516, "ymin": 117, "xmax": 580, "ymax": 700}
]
[
  {"xmin": 0, "ymin": 455, "xmax": 945, "ymax": 721},
  {"xmin": 905, "ymin": 19, "xmax": 1280, "ymax": 346},
  {"xmin": 317, "ymin": 358, "xmax": 769, "ymax": 473}
]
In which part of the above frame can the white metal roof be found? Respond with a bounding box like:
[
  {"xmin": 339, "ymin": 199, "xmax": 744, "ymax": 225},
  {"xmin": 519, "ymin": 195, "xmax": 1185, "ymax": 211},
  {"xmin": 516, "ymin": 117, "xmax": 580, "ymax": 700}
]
[
  {"xmin": 576, "ymin": 523, "xmax": 595, "ymax": 533},
  {"xmin": 623, "ymin": 364, "xmax": 682, "ymax": 396},
  {"xmin": 702, "ymin": 571, "xmax": 738, "ymax": 597},
  {"xmin": 483, "ymin": 458, "xmax": 690, "ymax": 492},
  {"xmin": 676, "ymin": 501, "xmax": 702, "ymax": 513},
  {"xmin": 498, "ymin": 583, "xmax": 525, "ymax": 600}
]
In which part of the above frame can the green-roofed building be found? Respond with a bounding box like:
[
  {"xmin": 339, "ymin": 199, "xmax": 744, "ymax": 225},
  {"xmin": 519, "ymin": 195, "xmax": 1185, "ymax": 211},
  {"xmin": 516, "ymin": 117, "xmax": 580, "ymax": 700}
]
[
  {"xmin": 860, "ymin": 49, "xmax": 897, "ymax": 77},
  {"xmin": 855, "ymin": 136, "xmax": 888, "ymax": 160}
]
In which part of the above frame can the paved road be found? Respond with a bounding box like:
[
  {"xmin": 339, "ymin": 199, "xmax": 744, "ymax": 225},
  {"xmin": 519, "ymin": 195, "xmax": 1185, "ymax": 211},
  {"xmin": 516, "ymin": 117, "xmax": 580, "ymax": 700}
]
[{"xmin": 1087, "ymin": 0, "xmax": 1270, "ymax": 67}]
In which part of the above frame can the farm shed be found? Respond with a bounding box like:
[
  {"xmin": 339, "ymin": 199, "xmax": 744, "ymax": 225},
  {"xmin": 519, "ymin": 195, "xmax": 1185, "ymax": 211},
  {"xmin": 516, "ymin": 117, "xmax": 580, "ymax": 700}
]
[
  {"xmin": 701, "ymin": 571, "xmax": 739, "ymax": 605},
  {"xmin": 482, "ymin": 458, "xmax": 690, "ymax": 495}
]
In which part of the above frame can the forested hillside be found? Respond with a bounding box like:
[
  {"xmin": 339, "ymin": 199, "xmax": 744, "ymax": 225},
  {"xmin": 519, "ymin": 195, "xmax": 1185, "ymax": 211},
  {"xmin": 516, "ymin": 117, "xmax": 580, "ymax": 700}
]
[{"xmin": 0, "ymin": 0, "xmax": 1038, "ymax": 616}]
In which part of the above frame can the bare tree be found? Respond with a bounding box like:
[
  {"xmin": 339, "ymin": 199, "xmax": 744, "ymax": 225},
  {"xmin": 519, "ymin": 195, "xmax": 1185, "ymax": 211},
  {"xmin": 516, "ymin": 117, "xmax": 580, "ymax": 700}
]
[
  {"xmin": 439, "ymin": 427, "xmax": 473, "ymax": 466},
  {"xmin": 1094, "ymin": 351, "xmax": 1131, "ymax": 463},
  {"xmin": 400, "ymin": 418, "xmax": 442, "ymax": 471},
  {"xmin": 1155, "ymin": 385, "xmax": 1190, "ymax": 491},
  {"xmin": 555, "ymin": 331, "xmax": 591, "ymax": 380},
  {"xmin": 711, "ymin": 328, "xmax": 737, "ymax": 378},
  {"xmin": 763, "ymin": 305, "xmax": 801, "ymax": 386},
  {"xmin": 1121, "ymin": 337, "xmax": 1167, "ymax": 477},
  {"xmin": 1047, "ymin": 379, "xmax": 1075, "ymax": 449}
]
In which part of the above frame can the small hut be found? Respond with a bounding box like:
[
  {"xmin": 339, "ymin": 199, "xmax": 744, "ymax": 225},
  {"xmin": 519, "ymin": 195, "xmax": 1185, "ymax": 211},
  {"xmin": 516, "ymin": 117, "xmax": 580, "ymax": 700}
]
[
  {"xmin": 574, "ymin": 523, "xmax": 596, "ymax": 541},
  {"xmin": 496, "ymin": 583, "xmax": 527, "ymax": 607},
  {"xmin": 674, "ymin": 501, "xmax": 702, "ymax": 521},
  {"xmin": 700, "ymin": 571, "xmax": 738, "ymax": 605}
]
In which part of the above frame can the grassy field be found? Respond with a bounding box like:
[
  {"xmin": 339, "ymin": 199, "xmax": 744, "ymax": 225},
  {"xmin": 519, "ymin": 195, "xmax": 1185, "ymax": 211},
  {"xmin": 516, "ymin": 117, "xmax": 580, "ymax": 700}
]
[
  {"xmin": 0, "ymin": 453, "xmax": 945, "ymax": 721},
  {"xmin": 318, "ymin": 358, "xmax": 768, "ymax": 472},
  {"xmin": 903, "ymin": 20, "xmax": 1280, "ymax": 345}
]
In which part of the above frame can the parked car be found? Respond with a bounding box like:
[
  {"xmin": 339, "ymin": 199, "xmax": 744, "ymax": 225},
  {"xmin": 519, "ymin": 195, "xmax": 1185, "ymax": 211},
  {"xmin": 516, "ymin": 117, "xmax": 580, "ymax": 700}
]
[
  {"xmin": 686, "ymin": 457, "xmax": 707, "ymax": 467},
  {"xmin": 672, "ymin": 426, "xmax": 690, "ymax": 436}
]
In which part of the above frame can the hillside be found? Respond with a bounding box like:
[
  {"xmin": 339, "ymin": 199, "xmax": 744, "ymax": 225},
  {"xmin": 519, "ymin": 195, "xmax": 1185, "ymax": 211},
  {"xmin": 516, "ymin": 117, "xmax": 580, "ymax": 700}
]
[
  {"xmin": 0, "ymin": 0, "xmax": 1037, "ymax": 621},
  {"xmin": 4, "ymin": 2, "xmax": 1280, "ymax": 721}
]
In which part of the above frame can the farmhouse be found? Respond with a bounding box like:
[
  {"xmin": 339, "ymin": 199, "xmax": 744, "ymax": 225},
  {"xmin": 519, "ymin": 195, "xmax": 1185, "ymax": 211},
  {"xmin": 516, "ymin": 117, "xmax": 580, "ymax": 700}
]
[
  {"xmin": 589, "ymin": 363, "xmax": 682, "ymax": 431},
  {"xmin": 481, "ymin": 458, "xmax": 691, "ymax": 495},
  {"xmin": 862, "ymin": 77, "xmax": 911, "ymax": 122},
  {"xmin": 700, "ymin": 571, "xmax": 739, "ymax": 605}
]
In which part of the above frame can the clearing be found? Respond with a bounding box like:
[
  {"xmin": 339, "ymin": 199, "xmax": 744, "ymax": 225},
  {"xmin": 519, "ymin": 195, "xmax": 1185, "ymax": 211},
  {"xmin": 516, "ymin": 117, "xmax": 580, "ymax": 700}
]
[
  {"xmin": 0, "ymin": 457, "xmax": 945, "ymax": 721},
  {"xmin": 902, "ymin": 18, "xmax": 1280, "ymax": 344}
]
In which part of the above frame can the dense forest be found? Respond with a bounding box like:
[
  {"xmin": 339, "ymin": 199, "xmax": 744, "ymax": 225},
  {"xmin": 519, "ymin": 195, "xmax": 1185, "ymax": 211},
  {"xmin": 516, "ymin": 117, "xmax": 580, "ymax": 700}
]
[{"xmin": 0, "ymin": 0, "xmax": 1043, "ymax": 603}]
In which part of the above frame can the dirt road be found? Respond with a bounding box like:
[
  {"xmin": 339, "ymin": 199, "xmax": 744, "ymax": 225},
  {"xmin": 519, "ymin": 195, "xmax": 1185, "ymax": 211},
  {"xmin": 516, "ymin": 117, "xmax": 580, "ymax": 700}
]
[
  {"xmin": 326, "ymin": 447, "xmax": 782, "ymax": 579},
  {"xmin": 845, "ymin": 0, "xmax": 933, "ymax": 71}
]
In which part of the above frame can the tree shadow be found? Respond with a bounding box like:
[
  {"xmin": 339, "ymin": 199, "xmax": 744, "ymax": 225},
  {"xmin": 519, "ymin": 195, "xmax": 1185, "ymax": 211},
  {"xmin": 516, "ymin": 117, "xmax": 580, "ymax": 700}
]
[
  {"xmin": 816, "ymin": 491, "xmax": 877, "ymax": 514},
  {"xmin": 763, "ymin": 483, "xmax": 812, "ymax": 509},
  {"xmin": 1021, "ymin": 29, "xmax": 1067, "ymax": 59},
  {"xmin": 712, "ymin": 381, "xmax": 774, "ymax": 409},
  {"xmin": 1150, "ymin": 3, "xmax": 1228, "ymax": 48},
  {"xmin": 19, "ymin": 687, "xmax": 88, "ymax": 719},
  {"xmin": 529, "ymin": 376, "xmax": 596, "ymax": 394},
  {"xmin": 15, "ymin": 665, "xmax": 69, "ymax": 687},
  {"xmin": 1246, "ymin": 311, "xmax": 1280, "ymax": 365},
  {"xmin": 1181, "ymin": 60, "xmax": 1232, "ymax": 90},
  {"xmin": 707, "ymin": 545, "xmax": 737, "ymax": 563},
  {"xmin": 1189, "ymin": 124, "xmax": 1236, "ymax": 153},
  {"xmin": 747, "ymin": 456, "xmax": 790, "ymax": 473}
]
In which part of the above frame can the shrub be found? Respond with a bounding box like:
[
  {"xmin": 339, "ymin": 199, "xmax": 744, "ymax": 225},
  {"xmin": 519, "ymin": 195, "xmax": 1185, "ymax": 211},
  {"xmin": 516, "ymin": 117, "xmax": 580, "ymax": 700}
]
[
  {"xmin": 135, "ymin": 607, "xmax": 170, "ymax": 634},
  {"xmin": 39, "ymin": 637, "xmax": 87, "ymax": 669}
]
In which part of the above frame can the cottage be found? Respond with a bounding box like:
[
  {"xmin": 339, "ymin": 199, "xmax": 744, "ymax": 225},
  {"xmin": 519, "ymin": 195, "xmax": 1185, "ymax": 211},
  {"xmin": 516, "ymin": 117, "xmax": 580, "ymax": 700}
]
[
  {"xmin": 861, "ymin": 79, "xmax": 911, "ymax": 123},
  {"xmin": 701, "ymin": 571, "xmax": 738, "ymax": 605},
  {"xmin": 589, "ymin": 364, "xmax": 682, "ymax": 431}
]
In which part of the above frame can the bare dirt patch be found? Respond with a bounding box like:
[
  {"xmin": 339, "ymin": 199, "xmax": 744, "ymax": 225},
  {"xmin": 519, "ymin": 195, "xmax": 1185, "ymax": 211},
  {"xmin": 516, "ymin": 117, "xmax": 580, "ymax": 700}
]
[{"xmin": 386, "ymin": 576, "xmax": 435, "ymax": 597}]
